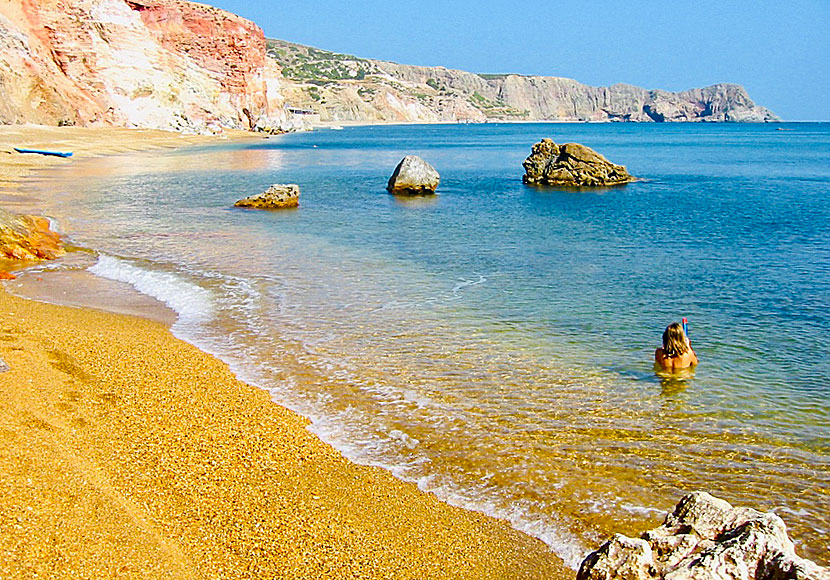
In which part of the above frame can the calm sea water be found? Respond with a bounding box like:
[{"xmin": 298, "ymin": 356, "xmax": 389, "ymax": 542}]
[{"xmin": 25, "ymin": 123, "xmax": 830, "ymax": 566}]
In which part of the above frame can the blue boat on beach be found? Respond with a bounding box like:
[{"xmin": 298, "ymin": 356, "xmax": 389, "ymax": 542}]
[{"xmin": 13, "ymin": 147, "xmax": 73, "ymax": 158}]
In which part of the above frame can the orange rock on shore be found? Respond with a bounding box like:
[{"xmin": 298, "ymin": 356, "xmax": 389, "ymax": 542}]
[{"xmin": 0, "ymin": 210, "xmax": 64, "ymax": 261}]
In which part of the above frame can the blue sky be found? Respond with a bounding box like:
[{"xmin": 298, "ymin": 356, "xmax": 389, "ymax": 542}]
[{"xmin": 209, "ymin": 0, "xmax": 828, "ymax": 120}]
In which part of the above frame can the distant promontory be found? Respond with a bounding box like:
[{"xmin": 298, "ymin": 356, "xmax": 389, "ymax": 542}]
[
  {"xmin": 0, "ymin": 0, "xmax": 779, "ymax": 133},
  {"xmin": 269, "ymin": 39, "xmax": 779, "ymax": 125}
]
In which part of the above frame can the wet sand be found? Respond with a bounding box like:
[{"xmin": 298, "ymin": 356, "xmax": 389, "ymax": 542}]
[
  {"xmin": 0, "ymin": 125, "xmax": 237, "ymax": 193},
  {"xmin": 0, "ymin": 126, "xmax": 571, "ymax": 579}
]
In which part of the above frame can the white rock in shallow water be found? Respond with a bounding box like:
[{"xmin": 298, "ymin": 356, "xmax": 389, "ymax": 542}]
[
  {"xmin": 234, "ymin": 184, "xmax": 299, "ymax": 209},
  {"xmin": 577, "ymin": 492, "xmax": 830, "ymax": 580},
  {"xmin": 387, "ymin": 155, "xmax": 440, "ymax": 194}
]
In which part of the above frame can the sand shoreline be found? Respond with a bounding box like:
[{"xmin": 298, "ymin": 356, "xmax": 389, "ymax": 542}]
[{"xmin": 0, "ymin": 125, "xmax": 571, "ymax": 578}]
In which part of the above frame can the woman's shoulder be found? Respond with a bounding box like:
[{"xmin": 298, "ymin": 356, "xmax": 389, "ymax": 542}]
[{"xmin": 655, "ymin": 348, "xmax": 697, "ymax": 370}]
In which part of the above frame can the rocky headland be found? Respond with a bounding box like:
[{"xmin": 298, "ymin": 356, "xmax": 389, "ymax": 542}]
[
  {"xmin": 267, "ymin": 39, "xmax": 779, "ymax": 125},
  {"xmin": 0, "ymin": 0, "xmax": 778, "ymax": 134}
]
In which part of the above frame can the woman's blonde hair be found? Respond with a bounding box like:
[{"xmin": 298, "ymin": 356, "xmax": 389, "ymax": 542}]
[{"xmin": 662, "ymin": 322, "xmax": 690, "ymax": 358}]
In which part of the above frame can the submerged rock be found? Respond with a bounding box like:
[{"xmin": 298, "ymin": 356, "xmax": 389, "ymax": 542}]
[
  {"xmin": 577, "ymin": 491, "xmax": 830, "ymax": 580},
  {"xmin": 234, "ymin": 184, "xmax": 300, "ymax": 209},
  {"xmin": 0, "ymin": 209, "xmax": 64, "ymax": 260},
  {"xmin": 522, "ymin": 139, "xmax": 635, "ymax": 187},
  {"xmin": 387, "ymin": 155, "xmax": 440, "ymax": 195}
]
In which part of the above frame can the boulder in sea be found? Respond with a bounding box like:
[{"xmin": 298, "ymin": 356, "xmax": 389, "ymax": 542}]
[
  {"xmin": 387, "ymin": 155, "xmax": 440, "ymax": 195},
  {"xmin": 234, "ymin": 184, "xmax": 300, "ymax": 209},
  {"xmin": 577, "ymin": 491, "xmax": 830, "ymax": 580},
  {"xmin": 0, "ymin": 209, "xmax": 64, "ymax": 260},
  {"xmin": 522, "ymin": 139, "xmax": 635, "ymax": 187}
]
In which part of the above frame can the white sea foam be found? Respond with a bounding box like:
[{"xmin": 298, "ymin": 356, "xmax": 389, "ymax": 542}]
[
  {"xmin": 451, "ymin": 274, "xmax": 487, "ymax": 297},
  {"xmin": 45, "ymin": 216, "xmax": 65, "ymax": 235},
  {"xmin": 302, "ymin": 404, "xmax": 589, "ymax": 570},
  {"xmin": 88, "ymin": 254, "xmax": 214, "ymax": 327},
  {"xmin": 619, "ymin": 503, "xmax": 666, "ymax": 518},
  {"xmin": 86, "ymin": 253, "xmax": 591, "ymax": 570}
]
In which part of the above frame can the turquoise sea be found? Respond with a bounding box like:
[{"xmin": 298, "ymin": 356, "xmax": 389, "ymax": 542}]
[{"xmin": 20, "ymin": 123, "xmax": 830, "ymax": 566}]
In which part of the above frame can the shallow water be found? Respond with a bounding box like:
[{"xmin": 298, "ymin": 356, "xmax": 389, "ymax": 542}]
[{"xmin": 24, "ymin": 123, "xmax": 830, "ymax": 566}]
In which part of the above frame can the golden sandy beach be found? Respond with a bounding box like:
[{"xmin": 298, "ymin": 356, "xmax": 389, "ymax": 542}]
[
  {"xmin": 0, "ymin": 125, "xmax": 234, "ymax": 192},
  {"xmin": 0, "ymin": 126, "xmax": 571, "ymax": 579}
]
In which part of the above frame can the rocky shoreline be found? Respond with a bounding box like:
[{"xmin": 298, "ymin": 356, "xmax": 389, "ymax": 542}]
[{"xmin": 579, "ymin": 492, "xmax": 829, "ymax": 580}]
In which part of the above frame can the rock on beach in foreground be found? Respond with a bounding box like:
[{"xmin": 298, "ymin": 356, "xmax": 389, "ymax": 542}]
[
  {"xmin": 578, "ymin": 491, "xmax": 830, "ymax": 580},
  {"xmin": 0, "ymin": 209, "xmax": 64, "ymax": 260},
  {"xmin": 387, "ymin": 155, "xmax": 440, "ymax": 194},
  {"xmin": 523, "ymin": 139, "xmax": 635, "ymax": 187},
  {"xmin": 234, "ymin": 184, "xmax": 300, "ymax": 209}
]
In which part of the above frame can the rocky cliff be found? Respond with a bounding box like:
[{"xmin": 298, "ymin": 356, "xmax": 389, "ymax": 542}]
[
  {"xmin": 0, "ymin": 0, "xmax": 286, "ymax": 132},
  {"xmin": 0, "ymin": 1, "xmax": 778, "ymax": 131},
  {"xmin": 268, "ymin": 39, "xmax": 779, "ymax": 124}
]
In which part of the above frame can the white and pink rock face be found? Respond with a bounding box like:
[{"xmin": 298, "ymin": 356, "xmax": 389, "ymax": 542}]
[
  {"xmin": 577, "ymin": 492, "xmax": 830, "ymax": 580},
  {"xmin": 0, "ymin": 0, "xmax": 284, "ymax": 132}
]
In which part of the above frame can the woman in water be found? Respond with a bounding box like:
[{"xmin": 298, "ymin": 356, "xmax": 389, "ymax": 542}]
[{"xmin": 655, "ymin": 322, "xmax": 698, "ymax": 370}]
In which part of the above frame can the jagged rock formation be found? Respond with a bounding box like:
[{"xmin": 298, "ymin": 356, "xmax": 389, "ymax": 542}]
[
  {"xmin": 387, "ymin": 156, "xmax": 440, "ymax": 194},
  {"xmin": 234, "ymin": 184, "xmax": 300, "ymax": 209},
  {"xmin": 0, "ymin": 209, "xmax": 64, "ymax": 260},
  {"xmin": 577, "ymin": 492, "xmax": 830, "ymax": 580},
  {"xmin": 0, "ymin": 0, "xmax": 287, "ymax": 132},
  {"xmin": 268, "ymin": 40, "xmax": 780, "ymax": 125},
  {"xmin": 523, "ymin": 139, "xmax": 635, "ymax": 187}
]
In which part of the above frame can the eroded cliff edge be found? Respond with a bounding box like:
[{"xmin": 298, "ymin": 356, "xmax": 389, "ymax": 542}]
[{"xmin": 0, "ymin": 0, "xmax": 287, "ymax": 132}]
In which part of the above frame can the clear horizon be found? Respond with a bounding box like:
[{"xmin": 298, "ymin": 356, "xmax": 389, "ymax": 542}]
[{"xmin": 207, "ymin": 0, "xmax": 829, "ymax": 122}]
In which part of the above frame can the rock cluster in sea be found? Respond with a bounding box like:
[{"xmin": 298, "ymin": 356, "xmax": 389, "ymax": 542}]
[
  {"xmin": 522, "ymin": 139, "xmax": 636, "ymax": 187},
  {"xmin": 234, "ymin": 184, "xmax": 300, "ymax": 209},
  {"xmin": 387, "ymin": 155, "xmax": 440, "ymax": 195},
  {"xmin": 577, "ymin": 491, "xmax": 830, "ymax": 580}
]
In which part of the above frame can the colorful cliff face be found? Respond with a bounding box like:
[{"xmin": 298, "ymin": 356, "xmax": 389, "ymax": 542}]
[
  {"xmin": 0, "ymin": 0, "xmax": 283, "ymax": 132},
  {"xmin": 0, "ymin": 1, "xmax": 778, "ymax": 131}
]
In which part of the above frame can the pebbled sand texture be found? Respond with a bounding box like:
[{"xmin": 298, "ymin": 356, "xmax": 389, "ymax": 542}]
[{"xmin": 0, "ymin": 125, "xmax": 571, "ymax": 579}]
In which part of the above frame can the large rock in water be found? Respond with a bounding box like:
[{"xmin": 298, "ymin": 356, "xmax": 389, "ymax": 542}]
[
  {"xmin": 387, "ymin": 155, "xmax": 440, "ymax": 194},
  {"xmin": 577, "ymin": 492, "xmax": 830, "ymax": 580},
  {"xmin": 0, "ymin": 209, "xmax": 64, "ymax": 260},
  {"xmin": 234, "ymin": 184, "xmax": 299, "ymax": 209},
  {"xmin": 522, "ymin": 139, "xmax": 635, "ymax": 187}
]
